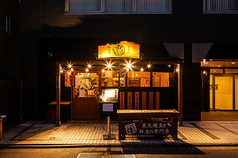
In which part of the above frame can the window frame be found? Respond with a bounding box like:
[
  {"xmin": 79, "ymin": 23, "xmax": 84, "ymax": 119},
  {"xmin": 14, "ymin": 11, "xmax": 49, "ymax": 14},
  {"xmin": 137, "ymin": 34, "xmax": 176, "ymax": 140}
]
[
  {"xmin": 203, "ymin": 0, "xmax": 238, "ymax": 14},
  {"xmin": 65, "ymin": 0, "xmax": 172, "ymax": 15}
]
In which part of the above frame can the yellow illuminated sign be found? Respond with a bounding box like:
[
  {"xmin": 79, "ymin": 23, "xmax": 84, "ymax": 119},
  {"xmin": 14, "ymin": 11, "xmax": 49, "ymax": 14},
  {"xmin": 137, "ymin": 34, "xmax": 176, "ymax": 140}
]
[{"xmin": 98, "ymin": 41, "xmax": 140, "ymax": 59}]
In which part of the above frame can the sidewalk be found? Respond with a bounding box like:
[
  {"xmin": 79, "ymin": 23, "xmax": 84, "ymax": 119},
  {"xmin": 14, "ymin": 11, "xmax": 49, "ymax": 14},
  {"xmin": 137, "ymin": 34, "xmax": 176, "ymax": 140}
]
[{"xmin": 1, "ymin": 120, "xmax": 238, "ymax": 148}]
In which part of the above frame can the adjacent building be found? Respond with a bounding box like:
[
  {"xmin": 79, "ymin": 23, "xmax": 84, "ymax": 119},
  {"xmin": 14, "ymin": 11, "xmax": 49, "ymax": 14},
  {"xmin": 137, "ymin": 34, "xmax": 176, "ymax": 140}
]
[{"xmin": 0, "ymin": 0, "xmax": 20, "ymax": 127}]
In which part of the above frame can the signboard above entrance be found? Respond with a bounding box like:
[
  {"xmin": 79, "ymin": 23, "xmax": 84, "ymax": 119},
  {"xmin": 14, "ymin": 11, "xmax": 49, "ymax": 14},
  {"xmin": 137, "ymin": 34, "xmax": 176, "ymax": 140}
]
[{"xmin": 98, "ymin": 41, "xmax": 140, "ymax": 59}]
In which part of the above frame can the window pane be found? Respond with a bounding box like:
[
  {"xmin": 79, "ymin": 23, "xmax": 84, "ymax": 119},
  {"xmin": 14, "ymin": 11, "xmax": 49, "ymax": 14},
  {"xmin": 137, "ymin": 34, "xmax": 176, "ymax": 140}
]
[
  {"xmin": 136, "ymin": 0, "xmax": 169, "ymax": 11},
  {"xmin": 106, "ymin": 0, "xmax": 132, "ymax": 13},
  {"xmin": 127, "ymin": 71, "xmax": 150, "ymax": 87},
  {"xmin": 206, "ymin": 0, "xmax": 238, "ymax": 11},
  {"xmin": 152, "ymin": 72, "xmax": 170, "ymax": 87},
  {"xmin": 101, "ymin": 71, "xmax": 120, "ymax": 87},
  {"xmin": 225, "ymin": 69, "xmax": 238, "ymax": 73},
  {"xmin": 6, "ymin": 14, "xmax": 10, "ymax": 33},
  {"xmin": 210, "ymin": 69, "xmax": 223, "ymax": 73},
  {"xmin": 69, "ymin": 0, "xmax": 101, "ymax": 11},
  {"xmin": 75, "ymin": 72, "xmax": 99, "ymax": 97}
]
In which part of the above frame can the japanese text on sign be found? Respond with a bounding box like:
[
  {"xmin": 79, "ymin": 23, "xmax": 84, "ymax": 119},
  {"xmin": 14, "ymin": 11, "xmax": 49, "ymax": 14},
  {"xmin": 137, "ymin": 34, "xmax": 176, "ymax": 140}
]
[{"xmin": 124, "ymin": 122, "xmax": 173, "ymax": 135}]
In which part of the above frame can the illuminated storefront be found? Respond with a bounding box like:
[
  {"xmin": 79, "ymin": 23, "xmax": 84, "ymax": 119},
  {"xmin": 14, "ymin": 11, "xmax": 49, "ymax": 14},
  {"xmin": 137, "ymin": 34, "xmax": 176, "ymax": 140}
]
[
  {"xmin": 54, "ymin": 41, "xmax": 183, "ymax": 125},
  {"xmin": 201, "ymin": 59, "xmax": 238, "ymax": 111}
]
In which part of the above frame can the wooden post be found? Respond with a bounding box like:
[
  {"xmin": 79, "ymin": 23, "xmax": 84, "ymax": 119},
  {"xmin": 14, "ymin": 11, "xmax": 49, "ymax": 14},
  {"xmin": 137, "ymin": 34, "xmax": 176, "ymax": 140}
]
[
  {"xmin": 177, "ymin": 64, "xmax": 183, "ymax": 126},
  {"xmin": 135, "ymin": 92, "xmax": 139, "ymax": 109},
  {"xmin": 56, "ymin": 64, "xmax": 61, "ymax": 126},
  {"xmin": 142, "ymin": 92, "xmax": 147, "ymax": 109},
  {"xmin": 149, "ymin": 92, "xmax": 153, "ymax": 110},
  {"xmin": 0, "ymin": 121, "xmax": 2, "ymax": 139},
  {"xmin": 127, "ymin": 92, "xmax": 132, "ymax": 109}
]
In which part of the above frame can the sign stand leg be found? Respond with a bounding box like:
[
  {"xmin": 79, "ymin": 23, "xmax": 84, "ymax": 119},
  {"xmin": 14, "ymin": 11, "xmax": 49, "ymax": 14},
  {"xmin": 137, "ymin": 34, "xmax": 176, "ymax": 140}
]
[{"xmin": 103, "ymin": 116, "xmax": 116, "ymax": 140}]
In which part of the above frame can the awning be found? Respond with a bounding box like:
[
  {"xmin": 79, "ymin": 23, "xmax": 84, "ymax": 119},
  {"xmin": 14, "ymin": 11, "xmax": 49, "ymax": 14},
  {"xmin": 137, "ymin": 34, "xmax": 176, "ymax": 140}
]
[{"xmin": 201, "ymin": 59, "xmax": 238, "ymax": 68}]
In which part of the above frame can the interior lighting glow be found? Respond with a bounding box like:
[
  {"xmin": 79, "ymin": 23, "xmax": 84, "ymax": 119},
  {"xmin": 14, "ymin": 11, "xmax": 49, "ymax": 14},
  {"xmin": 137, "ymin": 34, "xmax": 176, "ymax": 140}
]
[
  {"xmin": 68, "ymin": 64, "xmax": 72, "ymax": 68},
  {"xmin": 107, "ymin": 63, "xmax": 112, "ymax": 69},
  {"xmin": 126, "ymin": 68, "xmax": 129, "ymax": 71},
  {"xmin": 147, "ymin": 64, "xmax": 151, "ymax": 68},
  {"xmin": 71, "ymin": 68, "xmax": 74, "ymax": 71},
  {"xmin": 86, "ymin": 68, "xmax": 89, "ymax": 72},
  {"xmin": 232, "ymin": 62, "xmax": 236, "ymax": 65},
  {"xmin": 102, "ymin": 69, "xmax": 105, "ymax": 72},
  {"xmin": 203, "ymin": 70, "xmax": 206, "ymax": 74},
  {"xmin": 88, "ymin": 64, "xmax": 91, "ymax": 68},
  {"xmin": 140, "ymin": 67, "xmax": 144, "ymax": 72},
  {"xmin": 168, "ymin": 65, "xmax": 171, "ymax": 67},
  {"xmin": 127, "ymin": 63, "xmax": 132, "ymax": 69},
  {"xmin": 176, "ymin": 68, "xmax": 179, "ymax": 72},
  {"xmin": 68, "ymin": 72, "xmax": 71, "ymax": 75}
]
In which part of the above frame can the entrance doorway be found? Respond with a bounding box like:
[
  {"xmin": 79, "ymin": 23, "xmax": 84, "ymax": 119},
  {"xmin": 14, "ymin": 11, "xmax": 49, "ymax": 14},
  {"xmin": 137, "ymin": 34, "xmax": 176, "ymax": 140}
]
[{"xmin": 210, "ymin": 72, "xmax": 238, "ymax": 111}]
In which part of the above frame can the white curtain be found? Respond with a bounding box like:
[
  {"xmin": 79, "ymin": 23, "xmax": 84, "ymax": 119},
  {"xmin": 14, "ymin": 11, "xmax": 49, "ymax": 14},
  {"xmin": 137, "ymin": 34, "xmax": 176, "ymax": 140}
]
[
  {"xmin": 207, "ymin": 0, "xmax": 237, "ymax": 11},
  {"xmin": 69, "ymin": 0, "xmax": 101, "ymax": 11},
  {"xmin": 136, "ymin": 0, "xmax": 169, "ymax": 11},
  {"xmin": 105, "ymin": 0, "xmax": 132, "ymax": 13}
]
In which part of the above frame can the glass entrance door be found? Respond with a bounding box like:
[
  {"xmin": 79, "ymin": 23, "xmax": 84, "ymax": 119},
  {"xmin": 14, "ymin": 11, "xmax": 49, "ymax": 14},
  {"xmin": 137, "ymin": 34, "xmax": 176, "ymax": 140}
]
[
  {"xmin": 215, "ymin": 76, "xmax": 233, "ymax": 110},
  {"xmin": 210, "ymin": 76, "xmax": 234, "ymax": 110}
]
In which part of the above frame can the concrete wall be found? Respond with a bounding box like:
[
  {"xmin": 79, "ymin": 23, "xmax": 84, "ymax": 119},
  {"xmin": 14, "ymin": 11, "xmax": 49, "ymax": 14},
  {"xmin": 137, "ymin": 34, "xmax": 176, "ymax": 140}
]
[
  {"xmin": 0, "ymin": 0, "xmax": 20, "ymax": 128},
  {"xmin": 0, "ymin": 0, "xmax": 20, "ymax": 80}
]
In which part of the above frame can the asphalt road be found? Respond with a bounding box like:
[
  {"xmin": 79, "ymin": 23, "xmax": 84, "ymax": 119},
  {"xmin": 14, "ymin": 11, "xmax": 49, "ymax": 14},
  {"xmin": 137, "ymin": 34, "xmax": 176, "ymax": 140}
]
[{"xmin": 0, "ymin": 146, "xmax": 238, "ymax": 158}]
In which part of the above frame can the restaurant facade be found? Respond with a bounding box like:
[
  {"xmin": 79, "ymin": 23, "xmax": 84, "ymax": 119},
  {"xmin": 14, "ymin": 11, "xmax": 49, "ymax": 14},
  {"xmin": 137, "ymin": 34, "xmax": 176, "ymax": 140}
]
[
  {"xmin": 53, "ymin": 41, "xmax": 183, "ymax": 125},
  {"xmin": 18, "ymin": 0, "xmax": 238, "ymax": 122}
]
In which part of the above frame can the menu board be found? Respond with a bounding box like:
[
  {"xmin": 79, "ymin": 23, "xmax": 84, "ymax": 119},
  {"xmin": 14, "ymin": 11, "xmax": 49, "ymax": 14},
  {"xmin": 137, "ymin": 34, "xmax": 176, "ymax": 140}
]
[{"xmin": 128, "ymin": 78, "xmax": 140, "ymax": 87}]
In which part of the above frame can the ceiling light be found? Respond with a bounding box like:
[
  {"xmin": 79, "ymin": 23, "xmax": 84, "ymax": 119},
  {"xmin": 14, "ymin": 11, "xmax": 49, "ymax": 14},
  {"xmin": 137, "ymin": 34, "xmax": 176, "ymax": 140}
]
[
  {"xmin": 107, "ymin": 63, "xmax": 112, "ymax": 69},
  {"xmin": 127, "ymin": 63, "xmax": 132, "ymax": 69}
]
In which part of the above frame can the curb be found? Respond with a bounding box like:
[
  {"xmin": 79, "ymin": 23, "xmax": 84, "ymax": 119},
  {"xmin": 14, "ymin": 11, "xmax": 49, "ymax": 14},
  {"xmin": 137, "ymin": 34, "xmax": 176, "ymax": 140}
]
[{"xmin": 1, "ymin": 143, "xmax": 238, "ymax": 148}]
